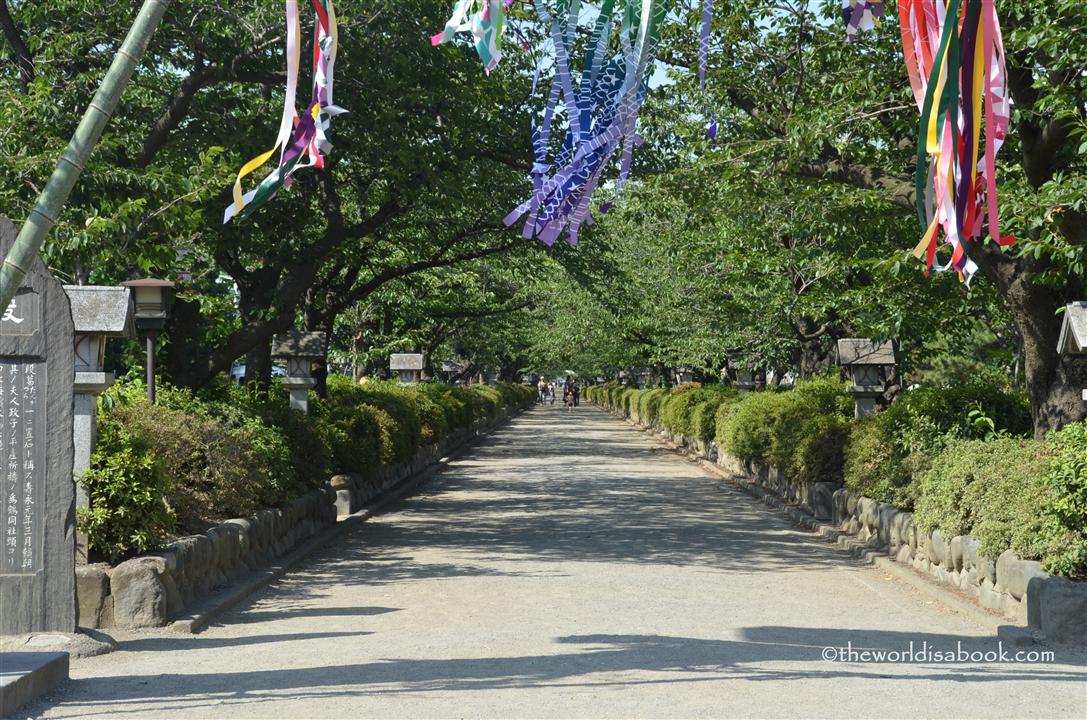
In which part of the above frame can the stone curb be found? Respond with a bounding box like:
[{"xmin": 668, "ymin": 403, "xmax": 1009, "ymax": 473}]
[{"xmin": 166, "ymin": 406, "xmax": 526, "ymax": 634}]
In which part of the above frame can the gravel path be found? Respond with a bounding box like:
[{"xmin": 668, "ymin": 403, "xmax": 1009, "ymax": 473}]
[{"xmin": 24, "ymin": 405, "xmax": 1087, "ymax": 719}]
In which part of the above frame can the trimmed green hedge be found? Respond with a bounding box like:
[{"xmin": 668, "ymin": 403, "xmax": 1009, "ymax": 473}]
[
  {"xmin": 716, "ymin": 375, "xmax": 852, "ymax": 485},
  {"xmin": 80, "ymin": 378, "xmax": 533, "ymax": 563},
  {"xmin": 842, "ymin": 380, "xmax": 1032, "ymax": 508},
  {"xmin": 585, "ymin": 382, "xmax": 738, "ymax": 444}
]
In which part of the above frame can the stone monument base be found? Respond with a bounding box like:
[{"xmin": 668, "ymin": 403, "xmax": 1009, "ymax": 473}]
[{"xmin": 0, "ymin": 651, "xmax": 69, "ymax": 716}]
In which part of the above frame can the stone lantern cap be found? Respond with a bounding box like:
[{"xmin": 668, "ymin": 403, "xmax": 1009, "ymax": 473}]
[
  {"xmin": 1057, "ymin": 302, "xmax": 1087, "ymax": 355},
  {"xmin": 271, "ymin": 331, "xmax": 326, "ymax": 359},
  {"xmin": 390, "ymin": 353, "xmax": 424, "ymax": 371},
  {"xmin": 836, "ymin": 338, "xmax": 896, "ymax": 367},
  {"xmin": 837, "ymin": 338, "xmax": 895, "ymax": 396},
  {"xmin": 63, "ymin": 286, "xmax": 135, "ymax": 337}
]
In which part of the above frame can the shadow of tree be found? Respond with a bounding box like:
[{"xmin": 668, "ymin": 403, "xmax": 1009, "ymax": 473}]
[{"xmin": 65, "ymin": 629, "xmax": 1086, "ymax": 717}]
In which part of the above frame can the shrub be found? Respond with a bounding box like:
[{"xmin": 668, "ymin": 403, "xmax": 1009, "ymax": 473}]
[
  {"xmin": 719, "ymin": 391, "xmax": 794, "ymax": 464},
  {"xmin": 714, "ymin": 401, "xmax": 736, "ymax": 450},
  {"xmin": 660, "ymin": 383, "xmax": 703, "ymax": 435},
  {"xmin": 332, "ymin": 378, "xmax": 423, "ymax": 462},
  {"xmin": 78, "ymin": 422, "xmax": 175, "ymax": 564},
  {"xmin": 82, "ymin": 376, "xmax": 530, "ymax": 563},
  {"xmin": 767, "ymin": 376, "xmax": 851, "ymax": 481},
  {"xmin": 790, "ymin": 413, "xmax": 852, "ymax": 485},
  {"xmin": 111, "ymin": 383, "xmax": 294, "ymax": 525},
  {"xmin": 842, "ymin": 380, "xmax": 1031, "ymax": 509},
  {"xmin": 690, "ymin": 400, "xmax": 723, "ymax": 444},
  {"xmin": 914, "ymin": 438, "xmax": 1051, "ymax": 546},
  {"xmin": 663, "ymin": 385, "xmax": 736, "ymax": 442},
  {"xmin": 1038, "ymin": 421, "xmax": 1087, "ymax": 578},
  {"xmin": 637, "ymin": 389, "xmax": 667, "ymax": 425},
  {"xmin": 842, "ymin": 415, "xmax": 915, "ymax": 507}
]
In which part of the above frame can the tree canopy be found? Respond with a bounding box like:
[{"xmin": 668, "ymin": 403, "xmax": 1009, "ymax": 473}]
[{"xmin": 1, "ymin": 0, "xmax": 1083, "ymax": 435}]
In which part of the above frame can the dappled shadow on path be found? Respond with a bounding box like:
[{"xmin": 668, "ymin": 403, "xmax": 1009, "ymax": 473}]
[
  {"xmin": 57, "ymin": 627, "xmax": 1086, "ymax": 716},
  {"xmin": 321, "ymin": 406, "xmax": 841, "ymax": 574}
]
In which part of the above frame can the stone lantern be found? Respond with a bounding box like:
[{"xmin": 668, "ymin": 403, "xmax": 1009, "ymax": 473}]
[
  {"xmin": 837, "ymin": 338, "xmax": 896, "ymax": 419},
  {"xmin": 390, "ymin": 353, "xmax": 424, "ymax": 385},
  {"xmin": 63, "ymin": 285, "xmax": 134, "ymax": 563},
  {"xmin": 271, "ymin": 331, "xmax": 326, "ymax": 413},
  {"xmin": 121, "ymin": 278, "xmax": 174, "ymax": 403},
  {"xmin": 1057, "ymin": 301, "xmax": 1087, "ymax": 402}
]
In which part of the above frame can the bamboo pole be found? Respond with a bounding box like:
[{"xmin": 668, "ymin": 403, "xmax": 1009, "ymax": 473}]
[{"xmin": 0, "ymin": 0, "xmax": 172, "ymax": 310}]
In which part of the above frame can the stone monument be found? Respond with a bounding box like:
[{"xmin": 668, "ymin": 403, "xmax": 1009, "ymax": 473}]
[{"xmin": 0, "ymin": 217, "xmax": 76, "ymax": 634}]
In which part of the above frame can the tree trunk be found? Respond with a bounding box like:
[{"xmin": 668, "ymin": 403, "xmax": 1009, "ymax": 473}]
[
  {"xmin": 794, "ymin": 316, "xmax": 833, "ymax": 379},
  {"xmin": 969, "ymin": 242, "xmax": 1087, "ymax": 438},
  {"xmin": 243, "ymin": 340, "xmax": 272, "ymax": 388},
  {"xmin": 163, "ymin": 297, "xmax": 203, "ymax": 386},
  {"xmin": 308, "ymin": 316, "xmax": 335, "ymax": 398}
]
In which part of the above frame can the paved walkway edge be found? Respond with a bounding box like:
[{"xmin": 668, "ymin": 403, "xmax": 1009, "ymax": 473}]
[
  {"xmin": 597, "ymin": 406, "xmax": 1035, "ymax": 644},
  {"xmin": 167, "ymin": 408, "xmax": 527, "ymax": 634}
]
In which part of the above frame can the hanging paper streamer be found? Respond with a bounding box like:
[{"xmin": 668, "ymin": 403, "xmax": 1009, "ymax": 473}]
[
  {"xmin": 224, "ymin": 0, "xmax": 345, "ymax": 224},
  {"xmin": 432, "ymin": 0, "xmax": 511, "ymax": 74},
  {"xmin": 848, "ymin": 0, "xmax": 1013, "ymax": 283},
  {"xmin": 498, "ymin": 0, "xmax": 680, "ymax": 246},
  {"xmin": 842, "ymin": 1, "xmax": 885, "ymax": 42},
  {"xmin": 434, "ymin": 0, "xmax": 715, "ymax": 246}
]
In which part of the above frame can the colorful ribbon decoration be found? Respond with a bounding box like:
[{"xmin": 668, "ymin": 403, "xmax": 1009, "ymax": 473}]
[
  {"xmin": 432, "ymin": 1, "xmax": 511, "ymax": 74},
  {"xmin": 842, "ymin": 1, "xmax": 885, "ymax": 42},
  {"xmin": 500, "ymin": 0, "xmax": 666, "ymax": 246},
  {"xmin": 435, "ymin": 1, "xmax": 715, "ymax": 247},
  {"xmin": 848, "ymin": 0, "xmax": 1014, "ymax": 283},
  {"xmin": 224, "ymin": 0, "xmax": 345, "ymax": 224}
]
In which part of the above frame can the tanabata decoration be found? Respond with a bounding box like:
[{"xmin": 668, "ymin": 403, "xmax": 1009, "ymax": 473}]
[
  {"xmin": 849, "ymin": 0, "xmax": 1014, "ymax": 283},
  {"xmin": 434, "ymin": 0, "xmax": 715, "ymax": 247},
  {"xmin": 432, "ymin": 0, "xmax": 512, "ymax": 74},
  {"xmin": 510, "ymin": 1, "xmax": 716, "ymax": 246},
  {"xmin": 224, "ymin": 0, "xmax": 345, "ymax": 224},
  {"xmin": 842, "ymin": 1, "xmax": 885, "ymax": 42}
]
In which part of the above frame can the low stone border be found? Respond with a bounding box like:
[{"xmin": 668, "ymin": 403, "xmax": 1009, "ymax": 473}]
[
  {"xmin": 75, "ymin": 403, "xmax": 527, "ymax": 630},
  {"xmin": 595, "ymin": 403, "xmax": 1087, "ymax": 646}
]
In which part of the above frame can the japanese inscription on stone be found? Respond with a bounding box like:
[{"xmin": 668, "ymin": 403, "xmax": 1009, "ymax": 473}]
[
  {"xmin": 0, "ymin": 216, "xmax": 76, "ymax": 634},
  {"xmin": 0, "ymin": 290, "xmax": 45, "ymax": 574}
]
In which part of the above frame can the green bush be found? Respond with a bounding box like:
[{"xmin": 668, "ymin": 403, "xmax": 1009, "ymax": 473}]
[
  {"xmin": 842, "ymin": 415, "xmax": 915, "ymax": 507},
  {"xmin": 82, "ymin": 377, "xmax": 528, "ymax": 564},
  {"xmin": 714, "ymin": 401, "xmax": 736, "ymax": 449},
  {"xmin": 659, "ymin": 383, "xmax": 703, "ymax": 435},
  {"xmin": 636, "ymin": 389, "xmax": 667, "ymax": 425},
  {"xmin": 690, "ymin": 399, "xmax": 724, "ymax": 444},
  {"xmin": 1038, "ymin": 422, "xmax": 1087, "ymax": 578},
  {"xmin": 767, "ymin": 376, "xmax": 851, "ymax": 482},
  {"xmin": 790, "ymin": 412, "xmax": 852, "ymax": 485},
  {"xmin": 90, "ymin": 384, "xmax": 295, "ymax": 528},
  {"xmin": 842, "ymin": 380, "xmax": 1031, "ymax": 509},
  {"xmin": 716, "ymin": 376, "xmax": 850, "ymax": 484},
  {"xmin": 78, "ymin": 422, "xmax": 175, "ymax": 564},
  {"xmin": 658, "ymin": 384, "xmax": 736, "ymax": 441},
  {"xmin": 914, "ymin": 438, "xmax": 1051, "ymax": 547},
  {"xmin": 911, "ymin": 424, "xmax": 1087, "ymax": 579},
  {"xmin": 719, "ymin": 391, "xmax": 794, "ymax": 464}
]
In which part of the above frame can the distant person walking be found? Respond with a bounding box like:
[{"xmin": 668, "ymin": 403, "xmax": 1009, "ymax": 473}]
[
  {"xmin": 572, "ymin": 381, "xmax": 580, "ymax": 407},
  {"xmin": 547, "ymin": 382, "xmax": 556, "ymax": 405},
  {"xmin": 564, "ymin": 383, "xmax": 575, "ymax": 412},
  {"xmin": 537, "ymin": 376, "xmax": 547, "ymax": 403}
]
